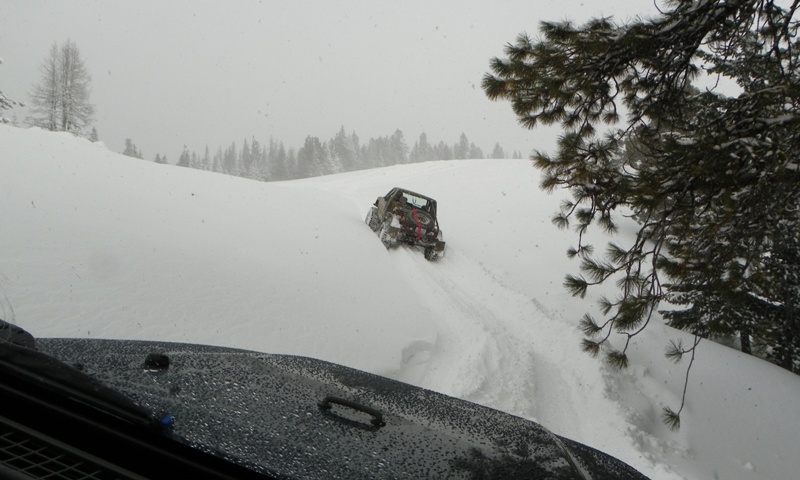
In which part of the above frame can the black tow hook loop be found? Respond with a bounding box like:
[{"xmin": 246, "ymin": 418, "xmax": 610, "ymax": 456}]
[{"xmin": 318, "ymin": 396, "xmax": 386, "ymax": 429}]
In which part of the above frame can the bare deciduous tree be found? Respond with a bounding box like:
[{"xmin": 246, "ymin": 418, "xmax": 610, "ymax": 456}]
[{"xmin": 29, "ymin": 40, "xmax": 95, "ymax": 136}]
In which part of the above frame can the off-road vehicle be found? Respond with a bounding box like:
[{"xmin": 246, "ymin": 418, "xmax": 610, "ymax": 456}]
[{"xmin": 365, "ymin": 187, "xmax": 445, "ymax": 260}]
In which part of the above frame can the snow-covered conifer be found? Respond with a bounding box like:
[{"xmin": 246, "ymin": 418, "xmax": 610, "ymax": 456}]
[{"xmin": 484, "ymin": 0, "xmax": 800, "ymax": 426}]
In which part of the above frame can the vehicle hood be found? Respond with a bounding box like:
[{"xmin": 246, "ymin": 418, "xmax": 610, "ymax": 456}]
[{"xmin": 34, "ymin": 338, "xmax": 646, "ymax": 479}]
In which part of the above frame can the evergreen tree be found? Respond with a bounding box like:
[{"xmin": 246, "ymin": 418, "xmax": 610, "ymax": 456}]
[
  {"xmin": 350, "ymin": 132, "xmax": 363, "ymax": 168},
  {"xmin": 123, "ymin": 138, "xmax": 142, "ymax": 159},
  {"xmin": 249, "ymin": 137, "xmax": 265, "ymax": 179},
  {"xmin": 286, "ymin": 147, "xmax": 297, "ymax": 179},
  {"xmin": 223, "ymin": 142, "xmax": 237, "ymax": 174},
  {"xmin": 419, "ymin": 132, "xmax": 434, "ymax": 161},
  {"xmin": 410, "ymin": 132, "xmax": 435, "ymax": 163},
  {"xmin": 274, "ymin": 142, "xmax": 288, "ymax": 180},
  {"xmin": 212, "ymin": 147, "xmax": 223, "ymax": 172},
  {"xmin": 435, "ymin": 141, "xmax": 453, "ymax": 160},
  {"xmin": 89, "ymin": 127, "xmax": 99, "ymax": 142},
  {"xmin": 484, "ymin": 0, "xmax": 800, "ymax": 427},
  {"xmin": 389, "ymin": 129, "xmax": 409, "ymax": 164},
  {"xmin": 177, "ymin": 146, "xmax": 191, "ymax": 168},
  {"xmin": 268, "ymin": 139, "xmax": 286, "ymax": 180},
  {"xmin": 297, "ymin": 136, "xmax": 328, "ymax": 177},
  {"xmin": 241, "ymin": 138, "xmax": 252, "ymax": 175},
  {"xmin": 468, "ymin": 143, "xmax": 484, "ymax": 159},
  {"xmin": 28, "ymin": 40, "xmax": 94, "ymax": 135},
  {"xmin": 365, "ymin": 136, "xmax": 391, "ymax": 168},
  {"xmin": 320, "ymin": 141, "xmax": 339, "ymax": 174},
  {"xmin": 491, "ymin": 143, "xmax": 506, "ymax": 159},
  {"xmin": 330, "ymin": 126, "xmax": 357, "ymax": 172},
  {"xmin": 454, "ymin": 133, "xmax": 470, "ymax": 159},
  {"xmin": 201, "ymin": 145, "xmax": 212, "ymax": 171}
]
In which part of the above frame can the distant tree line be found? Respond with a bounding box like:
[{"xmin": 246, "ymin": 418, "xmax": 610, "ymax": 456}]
[
  {"xmin": 142, "ymin": 127, "xmax": 522, "ymax": 182},
  {"xmin": 11, "ymin": 41, "xmax": 523, "ymax": 180}
]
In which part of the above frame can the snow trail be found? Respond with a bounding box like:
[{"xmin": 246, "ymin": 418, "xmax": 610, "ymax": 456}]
[
  {"xmin": 376, "ymin": 242, "xmax": 673, "ymax": 477},
  {"xmin": 3, "ymin": 126, "xmax": 799, "ymax": 479}
]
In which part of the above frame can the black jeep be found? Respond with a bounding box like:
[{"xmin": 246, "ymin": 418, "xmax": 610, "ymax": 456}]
[{"xmin": 366, "ymin": 187, "xmax": 446, "ymax": 260}]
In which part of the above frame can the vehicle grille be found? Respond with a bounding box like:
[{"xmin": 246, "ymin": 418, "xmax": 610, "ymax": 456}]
[{"xmin": 0, "ymin": 421, "xmax": 130, "ymax": 480}]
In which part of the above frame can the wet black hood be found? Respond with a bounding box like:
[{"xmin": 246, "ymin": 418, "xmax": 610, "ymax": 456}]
[{"xmin": 23, "ymin": 337, "xmax": 647, "ymax": 479}]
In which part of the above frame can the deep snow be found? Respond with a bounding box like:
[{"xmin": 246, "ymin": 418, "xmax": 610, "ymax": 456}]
[{"xmin": 1, "ymin": 125, "xmax": 798, "ymax": 480}]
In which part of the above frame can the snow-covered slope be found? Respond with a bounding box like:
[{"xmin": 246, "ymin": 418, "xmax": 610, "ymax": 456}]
[{"xmin": 2, "ymin": 125, "xmax": 798, "ymax": 480}]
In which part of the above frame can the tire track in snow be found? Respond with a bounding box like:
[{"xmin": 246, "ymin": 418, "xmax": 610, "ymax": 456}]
[
  {"xmin": 383, "ymin": 243, "xmax": 663, "ymax": 476},
  {"xmin": 384, "ymin": 244, "xmax": 550, "ymax": 422}
]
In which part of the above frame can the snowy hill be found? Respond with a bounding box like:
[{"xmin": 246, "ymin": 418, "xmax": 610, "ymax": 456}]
[{"xmin": 2, "ymin": 125, "xmax": 799, "ymax": 480}]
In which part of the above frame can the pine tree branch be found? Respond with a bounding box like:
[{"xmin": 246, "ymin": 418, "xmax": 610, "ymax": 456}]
[{"xmin": 663, "ymin": 335, "xmax": 701, "ymax": 431}]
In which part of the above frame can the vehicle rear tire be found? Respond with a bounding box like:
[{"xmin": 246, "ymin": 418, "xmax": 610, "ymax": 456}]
[
  {"xmin": 379, "ymin": 225, "xmax": 396, "ymax": 249},
  {"xmin": 365, "ymin": 207, "xmax": 380, "ymax": 231},
  {"xmin": 424, "ymin": 247, "xmax": 437, "ymax": 261}
]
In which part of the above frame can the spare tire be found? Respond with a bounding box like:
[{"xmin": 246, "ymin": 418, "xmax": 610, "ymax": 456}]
[{"xmin": 402, "ymin": 209, "xmax": 434, "ymax": 229}]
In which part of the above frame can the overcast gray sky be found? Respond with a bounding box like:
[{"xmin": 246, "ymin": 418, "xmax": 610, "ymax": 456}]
[{"xmin": 1, "ymin": 0, "xmax": 656, "ymax": 161}]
